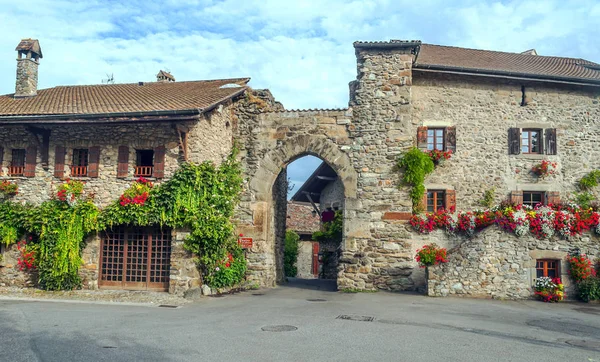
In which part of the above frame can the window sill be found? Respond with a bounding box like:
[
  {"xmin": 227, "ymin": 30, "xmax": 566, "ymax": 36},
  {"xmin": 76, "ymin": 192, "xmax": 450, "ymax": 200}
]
[
  {"xmin": 0, "ymin": 176, "xmax": 28, "ymax": 180},
  {"xmin": 514, "ymin": 154, "xmax": 549, "ymax": 160}
]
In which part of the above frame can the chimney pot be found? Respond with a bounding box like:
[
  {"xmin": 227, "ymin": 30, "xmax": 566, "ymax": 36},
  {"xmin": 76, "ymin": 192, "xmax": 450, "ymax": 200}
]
[{"xmin": 14, "ymin": 38, "xmax": 42, "ymax": 98}]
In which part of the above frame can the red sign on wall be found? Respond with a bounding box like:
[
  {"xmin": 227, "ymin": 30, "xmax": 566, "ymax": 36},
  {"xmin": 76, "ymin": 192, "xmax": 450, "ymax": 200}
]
[{"xmin": 238, "ymin": 237, "xmax": 253, "ymax": 249}]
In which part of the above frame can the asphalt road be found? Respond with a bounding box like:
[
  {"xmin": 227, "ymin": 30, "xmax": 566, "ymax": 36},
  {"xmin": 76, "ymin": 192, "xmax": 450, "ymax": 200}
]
[{"xmin": 1, "ymin": 278, "xmax": 600, "ymax": 362}]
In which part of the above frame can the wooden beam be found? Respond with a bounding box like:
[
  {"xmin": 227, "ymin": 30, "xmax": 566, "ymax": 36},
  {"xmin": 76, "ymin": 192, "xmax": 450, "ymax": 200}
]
[
  {"xmin": 316, "ymin": 176, "xmax": 337, "ymax": 181},
  {"xmin": 26, "ymin": 126, "xmax": 50, "ymax": 170},
  {"xmin": 304, "ymin": 192, "xmax": 321, "ymax": 217}
]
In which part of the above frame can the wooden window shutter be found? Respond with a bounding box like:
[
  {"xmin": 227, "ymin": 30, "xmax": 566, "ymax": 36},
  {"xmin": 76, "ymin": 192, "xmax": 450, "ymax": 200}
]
[
  {"xmin": 417, "ymin": 126, "xmax": 428, "ymax": 150},
  {"xmin": 421, "ymin": 191, "xmax": 428, "ymax": 213},
  {"xmin": 546, "ymin": 191, "xmax": 560, "ymax": 206},
  {"xmin": 153, "ymin": 145, "xmax": 166, "ymax": 179},
  {"xmin": 88, "ymin": 146, "xmax": 100, "ymax": 178},
  {"xmin": 445, "ymin": 190, "xmax": 456, "ymax": 212},
  {"xmin": 508, "ymin": 128, "xmax": 521, "ymax": 154},
  {"xmin": 0, "ymin": 146, "xmax": 4, "ymax": 175},
  {"xmin": 545, "ymin": 128, "xmax": 557, "ymax": 155},
  {"xmin": 445, "ymin": 126, "xmax": 456, "ymax": 153},
  {"xmin": 24, "ymin": 146, "xmax": 37, "ymax": 177},
  {"xmin": 54, "ymin": 146, "xmax": 66, "ymax": 179},
  {"xmin": 510, "ymin": 190, "xmax": 523, "ymax": 205},
  {"xmin": 117, "ymin": 146, "xmax": 129, "ymax": 178}
]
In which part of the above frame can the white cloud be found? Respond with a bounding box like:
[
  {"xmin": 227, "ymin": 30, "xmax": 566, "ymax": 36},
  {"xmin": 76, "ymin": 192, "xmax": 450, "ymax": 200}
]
[{"xmin": 0, "ymin": 0, "xmax": 598, "ymax": 109}]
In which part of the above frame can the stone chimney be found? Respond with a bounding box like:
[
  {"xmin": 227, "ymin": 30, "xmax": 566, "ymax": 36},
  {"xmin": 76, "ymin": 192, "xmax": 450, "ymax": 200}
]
[
  {"xmin": 15, "ymin": 39, "xmax": 42, "ymax": 98},
  {"xmin": 156, "ymin": 70, "xmax": 175, "ymax": 82}
]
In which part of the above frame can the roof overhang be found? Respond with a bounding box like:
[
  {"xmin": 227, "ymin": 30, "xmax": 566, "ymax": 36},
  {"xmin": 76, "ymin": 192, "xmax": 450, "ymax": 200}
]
[
  {"xmin": 413, "ymin": 64, "xmax": 600, "ymax": 88},
  {"xmin": 0, "ymin": 86, "xmax": 248, "ymax": 125}
]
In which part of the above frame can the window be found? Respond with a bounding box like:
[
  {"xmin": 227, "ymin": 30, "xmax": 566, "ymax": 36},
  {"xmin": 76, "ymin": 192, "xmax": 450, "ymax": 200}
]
[
  {"xmin": 9, "ymin": 149, "xmax": 26, "ymax": 176},
  {"xmin": 427, "ymin": 128, "xmax": 445, "ymax": 151},
  {"xmin": 71, "ymin": 149, "xmax": 89, "ymax": 177},
  {"xmin": 135, "ymin": 150, "xmax": 154, "ymax": 177},
  {"xmin": 426, "ymin": 190, "xmax": 446, "ymax": 212},
  {"xmin": 509, "ymin": 128, "xmax": 557, "ymax": 155},
  {"xmin": 536, "ymin": 259, "xmax": 559, "ymax": 278},
  {"xmin": 523, "ymin": 191, "xmax": 545, "ymax": 207},
  {"xmin": 521, "ymin": 129, "xmax": 542, "ymax": 154}
]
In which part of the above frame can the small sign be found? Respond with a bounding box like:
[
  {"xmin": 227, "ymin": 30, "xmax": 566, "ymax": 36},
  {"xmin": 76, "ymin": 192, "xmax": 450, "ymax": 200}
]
[{"xmin": 238, "ymin": 237, "xmax": 253, "ymax": 249}]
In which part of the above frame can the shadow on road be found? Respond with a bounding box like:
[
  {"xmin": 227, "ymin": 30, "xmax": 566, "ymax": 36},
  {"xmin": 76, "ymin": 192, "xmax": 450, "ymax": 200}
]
[{"xmin": 279, "ymin": 277, "xmax": 338, "ymax": 292}]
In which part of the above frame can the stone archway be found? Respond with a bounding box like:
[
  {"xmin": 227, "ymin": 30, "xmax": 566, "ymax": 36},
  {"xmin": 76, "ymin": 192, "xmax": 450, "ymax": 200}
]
[{"xmin": 238, "ymin": 132, "xmax": 362, "ymax": 289}]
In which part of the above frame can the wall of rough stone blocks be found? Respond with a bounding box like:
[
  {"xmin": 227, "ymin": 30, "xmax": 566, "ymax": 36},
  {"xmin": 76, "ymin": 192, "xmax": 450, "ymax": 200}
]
[
  {"xmin": 319, "ymin": 178, "xmax": 345, "ymax": 210},
  {"xmin": 411, "ymin": 71, "xmax": 600, "ymax": 210},
  {"xmin": 296, "ymin": 241, "xmax": 317, "ymax": 279},
  {"xmin": 0, "ymin": 102, "xmax": 234, "ymax": 294},
  {"xmin": 427, "ymin": 228, "xmax": 600, "ymax": 299}
]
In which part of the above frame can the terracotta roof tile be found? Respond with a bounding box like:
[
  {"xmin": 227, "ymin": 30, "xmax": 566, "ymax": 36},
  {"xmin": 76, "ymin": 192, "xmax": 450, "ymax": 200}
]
[
  {"xmin": 287, "ymin": 202, "xmax": 320, "ymax": 234},
  {"xmin": 0, "ymin": 78, "xmax": 250, "ymax": 117},
  {"xmin": 416, "ymin": 44, "xmax": 600, "ymax": 84}
]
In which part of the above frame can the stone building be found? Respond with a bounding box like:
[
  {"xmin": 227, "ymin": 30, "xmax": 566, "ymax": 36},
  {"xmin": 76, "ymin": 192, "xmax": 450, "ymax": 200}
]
[
  {"xmin": 1, "ymin": 37, "xmax": 600, "ymax": 299},
  {"xmin": 0, "ymin": 39, "xmax": 249, "ymax": 293}
]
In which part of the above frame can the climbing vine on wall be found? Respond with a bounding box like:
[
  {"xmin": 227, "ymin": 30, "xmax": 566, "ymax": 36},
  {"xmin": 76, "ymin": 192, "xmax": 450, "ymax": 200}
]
[
  {"xmin": 397, "ymin": 147, "xmax": 435, "ymax": 213},
  {"xmin": 0, "ymin": 148, "xmax": 246, "ymax": 291}
]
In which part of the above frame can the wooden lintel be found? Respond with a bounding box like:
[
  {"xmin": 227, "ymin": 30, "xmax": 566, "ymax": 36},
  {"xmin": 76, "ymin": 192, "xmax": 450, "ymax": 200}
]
[{"xmin": 316, "ymin": 176, "xmax": 337, "ymax": 181}]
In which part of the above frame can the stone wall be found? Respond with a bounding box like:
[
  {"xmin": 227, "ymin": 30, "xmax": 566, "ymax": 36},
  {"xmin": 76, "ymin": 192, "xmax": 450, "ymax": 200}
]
[
  {"xmin": 427, "ymin": 228, "xmax": 600, "ymax": 299},
  {"xmin": 0, "ymin": 103, "xmax": 234, "ymax": 207},
  {"xmin": 412, "ymin": 71, "xmax": 600, "ymax": 209},
  {"xmin": 296, "ymin": 241, "xmax": 317, "ymax": 279},
  {"xmin": 319, "ymin": 178, "xmax": 344, "ymax": 210},
  {"xmin": 15, "ymin": 58, "xmax": 38, "ymax": 97}
]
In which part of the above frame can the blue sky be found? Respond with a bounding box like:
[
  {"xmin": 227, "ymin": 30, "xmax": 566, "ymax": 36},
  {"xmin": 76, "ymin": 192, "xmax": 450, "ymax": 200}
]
[{"xmin": 0, "ymin": 0, "xmax": 598, "ymax": 194}]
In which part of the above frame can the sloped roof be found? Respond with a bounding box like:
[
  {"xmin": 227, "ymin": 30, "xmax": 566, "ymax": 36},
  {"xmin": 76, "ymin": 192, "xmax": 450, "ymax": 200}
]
[
  {"xmin": 15, "ymin": 39, "xmax": 42, "ymax": 58},
  {"xmin": 291, "ymin": 162, "xmax": 337, "ymax": 203},
  {"xmin": 354, "ymin": 39, "xmax": 600, "ymax": 85},
  {"xmin": 0, "ymin": 78, "xmax": 250, "ymax": 118},
  {"xmin": 287, "ymin": 202, "xmax": 320, "ymax": 235},
  {"xmin": 415, "ymin": 44, "xmax": 600, "ymax": 85}
]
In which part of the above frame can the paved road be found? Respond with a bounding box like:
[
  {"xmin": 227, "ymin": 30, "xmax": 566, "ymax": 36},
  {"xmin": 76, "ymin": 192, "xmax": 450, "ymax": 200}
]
[{"xmin": 1, "ymin": 278, "xmax": 600, "ymax": 362}]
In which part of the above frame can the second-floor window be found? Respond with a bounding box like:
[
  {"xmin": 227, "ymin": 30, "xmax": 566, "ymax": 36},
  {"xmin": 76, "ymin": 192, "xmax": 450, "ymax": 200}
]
[
  {"xmin": 135, "ymin": 150, "xmax": 154, "ymax": 177},
  {"xmin": 521, "ymin": 129, "xmax": 542, "ymax": 154},
  {"xmin": 9, "ymin": 149, "xmax": 26, "ymax": 176},
  {"xmin": 71, "ymin": 149, "xmax": 89, "ymax": 177},
  {"xmin": 427, "ymin": 128, "xmax": 445, "ymax": 151}
]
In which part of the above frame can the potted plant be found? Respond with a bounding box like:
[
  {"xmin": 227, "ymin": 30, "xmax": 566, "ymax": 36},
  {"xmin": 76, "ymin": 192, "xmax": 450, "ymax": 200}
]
[
  {"xmin": 531, "ymin": 160, "xmax": 557, "ymax": 179},
  {"xmin": 415, "ymin": 243, "xmax": 449, "ymax": 294},
  {"xmin": 426, "ymin": 149, "xmax": 452, "ymax": 166},
  {"xmin": 0, "ymin": 180, "xmax": 18, "ymax": 200},
  {"xmin": 533, "ymin": 277, "xmax": 564, "ymax": 302}
]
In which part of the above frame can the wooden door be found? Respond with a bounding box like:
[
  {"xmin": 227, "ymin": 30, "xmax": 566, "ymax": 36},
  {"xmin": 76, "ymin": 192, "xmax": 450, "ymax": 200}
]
[{"xmin": 99, "ymin": 227, "xmax": 171, "ymax": 291}]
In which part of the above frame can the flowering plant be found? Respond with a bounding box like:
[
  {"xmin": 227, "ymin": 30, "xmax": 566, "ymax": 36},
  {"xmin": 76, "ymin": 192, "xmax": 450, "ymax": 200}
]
[
  {"xmin": 534, "ymin": 277, "xmax": 564, "ymax": 302},
  {"xmin": 17, "ymin": 239, "xmax": 37, "ymax": 270},
  {"xmin": 566, "ymin": 253, "xmax": 596, "ymax": 283},
  {"xmin": 204, "ymin": 249, "xmax": 247, "ymax": 289},
  {"xmin": 531, "ymin": 160, "xmax": 557, "ymax": 178},
  {"xmin": 415, "ymin": 243, "xmax": 448, "ymax": 268},
  {"xmin": 56, "ymin": 179, "xmax": 86, "ymax": 206},
  {"xmin": 0, "ymin": 180, "xmax": 18, "ymax": 199},
  {"xmin": 426, "ymin": 149, "xmax": 452, "ymax": 165},
  {"xmin": 119, "ymin": 177, "xmax": 153, "ymax": 206}
]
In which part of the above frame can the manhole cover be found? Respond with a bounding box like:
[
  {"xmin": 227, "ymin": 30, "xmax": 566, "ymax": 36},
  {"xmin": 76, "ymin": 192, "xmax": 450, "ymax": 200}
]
[
  {"xmin": 158, "ymin": 305, "xmax": 180, "ymax": 308},
  {"xmin": 307, "ymin": 298, "xmax": 327, "ymax": 302},
  {"xmin": 261, "ymin": 325, "xmax": 298, "ymax": 332},
  {"xmin": 102, "ymin": 346, "xmax": 117, "ymax": 349},
  {"xmin": 565, "ymin": 339, "xmax": 600, "ymax": 349},
  {"xmin": 337, "ymin": 314, "xmax": 374, "ymax": 322},
  {"xmin": 574, "ymin": 307, "xmax": 600, "ymax": 316},
  {"xmin": 252, "ymin": 293, "xmax": 265, "ymax": 296}
]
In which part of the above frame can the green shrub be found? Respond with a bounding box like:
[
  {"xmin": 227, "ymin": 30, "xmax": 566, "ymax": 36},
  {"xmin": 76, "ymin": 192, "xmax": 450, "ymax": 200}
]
[
  {"xmin": 284, "ymin": 230, "xmax": 299, "ymax": 277},
  {"xmin": 577, "ymin": 277, "xmax": 600, "ymax": 302},
  {"xmin": 579, "ymin": 170, "xmax": 600, "ymax": 190},
  {"xmin": 397, "ymin": 147, "xmax": 435, "ymax": 213}
]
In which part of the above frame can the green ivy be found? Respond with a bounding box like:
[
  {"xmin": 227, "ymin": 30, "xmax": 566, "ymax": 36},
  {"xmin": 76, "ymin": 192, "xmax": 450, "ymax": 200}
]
[
  {"xmin": 0, "ymin": 148, "xmax": 246, "ymax": 291},
  {"xmin": 397, "ymin": 147, "xmax": 435, "ymax": 213},
  {"xmin": 312, "ymin": 211, "xmax": 343, "ymax": 243},
  {"xmin": 284, "ymin": 230, "xmax": 300, "ymax": 277},
  {"xmin": 579, "ymin": 170, "xmax": 600, "ymax": 190}
]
